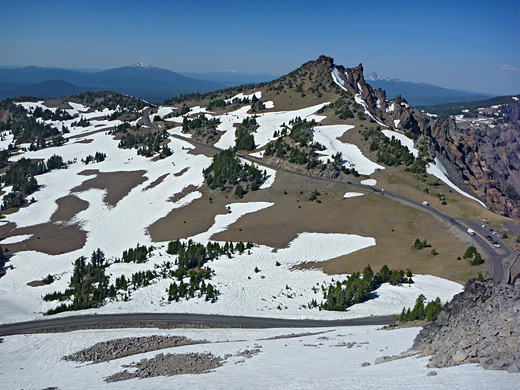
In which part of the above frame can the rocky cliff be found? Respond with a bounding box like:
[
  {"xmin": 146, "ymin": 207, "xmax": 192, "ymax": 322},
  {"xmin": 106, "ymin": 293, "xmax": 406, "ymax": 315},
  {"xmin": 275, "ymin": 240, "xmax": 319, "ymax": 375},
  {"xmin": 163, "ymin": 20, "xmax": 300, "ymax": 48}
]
[
  {"xmin": 413, "ymin": 279, "xmax": 520, "ymax": 372},
  {"xmin": 430, "ymin": 116, "xmax": 520, "ymax": 219}
]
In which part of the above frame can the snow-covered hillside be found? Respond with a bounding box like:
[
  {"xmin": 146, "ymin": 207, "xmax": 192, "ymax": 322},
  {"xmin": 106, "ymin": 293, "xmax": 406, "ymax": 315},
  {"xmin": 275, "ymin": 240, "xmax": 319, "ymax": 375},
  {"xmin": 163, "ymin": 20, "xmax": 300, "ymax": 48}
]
[{"xmin": 0, "ymin": 97, "xmax": 467, "ymax": 327}]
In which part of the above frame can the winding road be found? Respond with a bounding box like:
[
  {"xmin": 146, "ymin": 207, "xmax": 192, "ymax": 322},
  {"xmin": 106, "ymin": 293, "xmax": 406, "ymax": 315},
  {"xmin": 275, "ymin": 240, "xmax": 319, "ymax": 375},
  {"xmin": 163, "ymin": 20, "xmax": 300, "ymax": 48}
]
[
  {"xmin": 142, "ymin": 108, "xmax": 517, "ymax": 285},
  {"xmin": 1, "ymin": 108, "xmax": 515, "ymax": 337},
  {"xmin": 0, "ymin": 313, "xmax": 396, "ymax": 337}
]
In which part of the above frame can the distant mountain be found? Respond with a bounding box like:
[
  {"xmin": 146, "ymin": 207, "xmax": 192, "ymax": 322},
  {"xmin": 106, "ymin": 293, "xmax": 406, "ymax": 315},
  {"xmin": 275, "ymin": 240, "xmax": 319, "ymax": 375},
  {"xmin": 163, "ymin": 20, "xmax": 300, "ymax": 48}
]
[
  {"xmin": 0, "ymin": 63, "xmax": 227, "ymax": 103},
  {"xmin": 0, "ymin": 80, "xmax": 99, "ymax": 100},
  {"xmin": 365, "ymin": 71, "xmax": 494, "ymax": 106},
  {"xmin": 179, "ymin": 71, "xmax": 278, "ymax": 86}
]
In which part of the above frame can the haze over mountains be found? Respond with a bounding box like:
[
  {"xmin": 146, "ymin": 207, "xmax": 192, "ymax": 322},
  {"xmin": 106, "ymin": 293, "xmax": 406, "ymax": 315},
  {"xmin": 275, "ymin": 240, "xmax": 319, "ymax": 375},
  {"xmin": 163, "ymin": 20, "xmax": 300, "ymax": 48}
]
[
  {"xmin": 0, "ymin": 63, "xmax": 226, "ymax": 103},
  {"xmin": 366, "ymin": 71, "xmax": 493, "ymax": 106},
  {"xmin": 0, "ymin": 63, "xmax": 495, "ymax": 106}
]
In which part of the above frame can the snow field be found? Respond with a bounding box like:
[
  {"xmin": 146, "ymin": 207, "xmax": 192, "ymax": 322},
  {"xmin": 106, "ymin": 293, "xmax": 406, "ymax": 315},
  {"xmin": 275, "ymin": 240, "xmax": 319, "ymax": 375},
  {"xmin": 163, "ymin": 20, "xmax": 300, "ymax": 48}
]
[
  {"xmin": 214, "ymin": 103, "xmax": 329, "ymax": 151},
  {"xmin": 190, "ymin": 202, "xmax": 274, "ymax": 243},
  {"xmin": 0, "ymin": 132, "xmax": 14, "ymax": 150},
  {"xmin": 15, "ymin": 101, "xmax": 57, "ymax": 113},
  {"xmin": 73, "ymin": 230, "xmax": 460, "ymax": 322},
  {"xmin": 225, "ymin": 91, "xmax": 262, "ymax": 103},
  {"xmin": 0, "ymin": 125, "xmax": 215, "ymax": 323},
  {"xmin": 1, "ymin": 325, "xmax": 515, "ymax": 390},
  {"xmin": 313, "ymin": 125, "xmax": 384, "ymax": 175},
  {"xmin": 214, "ymin": 105, "xmax": 251, "ymax": 149},
  {"xmin": 153, "ymin": 106, "xmax": 175, "ymax": 119}
]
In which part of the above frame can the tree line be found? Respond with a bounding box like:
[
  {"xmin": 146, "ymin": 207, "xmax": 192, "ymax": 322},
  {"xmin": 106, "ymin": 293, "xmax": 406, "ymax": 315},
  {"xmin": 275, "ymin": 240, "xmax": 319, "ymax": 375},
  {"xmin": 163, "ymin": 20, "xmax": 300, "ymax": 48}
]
[
  {"xmin": 308, "ymin": 265, "xmax": 414, "ymax": 311},
  {"xmin": 203, "ymin": 149, "xmax": 266, "ymax": 192},
  {"xmin": 398, "ymin": 294, "xmax": 444, "ymax": 322},
  {"xmin": 1, "ymin": 155, "xmax": 64, "ymax": 210}
]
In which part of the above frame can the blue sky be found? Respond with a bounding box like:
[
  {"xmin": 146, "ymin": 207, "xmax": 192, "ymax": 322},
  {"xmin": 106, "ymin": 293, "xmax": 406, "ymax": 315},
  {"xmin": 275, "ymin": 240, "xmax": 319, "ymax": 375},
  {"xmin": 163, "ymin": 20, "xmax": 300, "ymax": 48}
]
[{"xmin": 1, "ymin": 0, "xmax": 519, "ymax": 94}]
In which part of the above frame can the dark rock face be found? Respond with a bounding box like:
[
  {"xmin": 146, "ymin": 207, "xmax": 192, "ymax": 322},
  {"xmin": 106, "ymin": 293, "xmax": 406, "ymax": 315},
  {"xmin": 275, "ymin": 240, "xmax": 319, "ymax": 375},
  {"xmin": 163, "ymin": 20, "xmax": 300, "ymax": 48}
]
[
  {"xmin": 506, "ymin": 102, "xmax": 520, "ymax": 122},
  {"xmin": 431, "ymin": 117, "xmax": 520, "ymax": 219},
  {"xmin": 413, "ymin": 279, "xmax": 520, "ymax": 372}
]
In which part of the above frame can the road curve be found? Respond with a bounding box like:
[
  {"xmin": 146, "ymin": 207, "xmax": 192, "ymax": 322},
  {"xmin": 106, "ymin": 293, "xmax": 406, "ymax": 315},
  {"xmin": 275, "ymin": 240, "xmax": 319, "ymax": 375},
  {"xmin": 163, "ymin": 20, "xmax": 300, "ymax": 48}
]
[
  {"xmin": 0, "ymin": 313, "xmax": 396, "ymax": 337},
  {"xmin": 143, "ymin": 109, "xmax": 515, "ymax": 284}
]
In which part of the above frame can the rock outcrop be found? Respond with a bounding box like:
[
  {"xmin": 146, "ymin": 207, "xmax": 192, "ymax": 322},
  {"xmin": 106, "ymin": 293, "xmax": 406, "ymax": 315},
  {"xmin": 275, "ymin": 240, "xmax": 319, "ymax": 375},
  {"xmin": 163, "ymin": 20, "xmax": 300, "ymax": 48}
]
[
  {"xmin": 413, "ymin": 279, "xmax": 520, "ymax": 372},
  {"xmin": 277, "ymin": 56, "xmax": 520, "ymax": 219},
  {"xmin": 431, "ymin": 117, "xmax": 520, "ymax": 219}
]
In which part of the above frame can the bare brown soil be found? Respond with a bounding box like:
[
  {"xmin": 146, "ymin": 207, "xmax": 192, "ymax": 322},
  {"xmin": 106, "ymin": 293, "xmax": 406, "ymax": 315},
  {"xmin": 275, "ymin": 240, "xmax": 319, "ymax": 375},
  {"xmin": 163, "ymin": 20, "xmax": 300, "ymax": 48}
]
[
  {"xmin": 148, "ymin": 187, "xmax": 227, "ymax": 242},
  {"xmin": 173, "ymin": 168, "xmax": 189, "ymax": 177},
  {"xmin": 27, "ymin": 280, "xmax": 45, "ymax": 287},
  {"xmin": 143, "ymin": 174, "xmax": 169, "ymax": 191},
  {"xmin": 168, "ymin": 185, "xmax": 199, "ymax": 204},
  {"xmin": 0, "ymin": 222, "xmax": 86, "ymax": 255},
  {"xmin": 68, "ymin": 128, "xmax": 114, "ymax": 140},
  {"xmin": 146, "ymin": 168, "xmax": 476, "ymax": 283},
  {"xmin": 72, "ymin": 170, "xmax": 147, "ymax": 207},
  {"xmin": 75, "ymin": 138, "xmax": 94, "ymax": 144},
  {"xmin": 0, "ymin": 193, "xmax": 91, "ymax": 256},
  {"xmin": 51, "ymin": 195, "xmax": 89, "ymax": 222}
]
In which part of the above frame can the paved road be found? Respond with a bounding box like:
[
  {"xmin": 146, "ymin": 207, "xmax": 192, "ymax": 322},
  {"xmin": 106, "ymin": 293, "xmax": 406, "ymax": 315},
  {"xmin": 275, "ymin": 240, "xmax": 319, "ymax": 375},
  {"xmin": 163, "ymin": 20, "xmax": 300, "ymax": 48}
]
[
  {"xmin": 2, "ymin": 109, "xmax": 513, "ymax": 336},
  {"xmin": 143, "ymin": 109, "xmax": 517, "ymax": 284},
  {"xmin": 0, "ymin": 313, "xmax": 396, "ymax": 337}
]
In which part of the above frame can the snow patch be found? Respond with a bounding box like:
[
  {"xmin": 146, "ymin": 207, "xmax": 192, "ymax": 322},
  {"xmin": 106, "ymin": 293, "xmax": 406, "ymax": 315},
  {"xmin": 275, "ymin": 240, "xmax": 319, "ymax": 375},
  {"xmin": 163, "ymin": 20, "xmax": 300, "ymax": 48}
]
[
  {"xmin": 331, "ymin": 67, "xmax": 345, "ymax": 86},
  {"xmin": 0, "ymin": 234, "xmax": 33, "ymax": 244},
  {"xmin": 427, "ymin": 158, "xmax": 486, "ymax": 208},
  {"xmin": 313, "ymin": 125, "xmax": 384, "ymax": 175},
  {"xmin": 382, "ymin": 130, "xmax": 418, "ymax": 157},
  {"xmin": 361, "ymin": 179, "xmax": 377, "ymax": 186},
  {"xmin": 343, "ymin": 192, "xmax": 364, "ymax": 198},
  {"xmin": 225, "ymin": 91, "xmax": 261, "ymax": 104}
]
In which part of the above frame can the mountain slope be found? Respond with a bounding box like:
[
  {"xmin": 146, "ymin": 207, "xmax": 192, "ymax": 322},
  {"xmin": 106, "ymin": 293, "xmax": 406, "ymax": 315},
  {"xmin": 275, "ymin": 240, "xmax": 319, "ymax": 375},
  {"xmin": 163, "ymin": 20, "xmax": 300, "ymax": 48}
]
[{"xmin": 166, "ymin": 55, "xmax": 519, "ymax": 219}]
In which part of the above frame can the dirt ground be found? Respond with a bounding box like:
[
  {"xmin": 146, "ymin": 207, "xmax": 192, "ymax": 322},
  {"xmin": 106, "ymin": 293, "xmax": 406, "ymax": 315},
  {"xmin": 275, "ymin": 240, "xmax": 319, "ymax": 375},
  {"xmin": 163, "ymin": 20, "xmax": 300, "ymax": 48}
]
[
  {"xmin": 147, "ymin": 169, "xmax": 479, "ymax": 284},
  {"xmin": 0, "ymin": 168, "xmax": 148, "ymax": 255},
  {"xmin": 72, "ymin": 170, "xmax": 147, "ymax": 207},
  {"xmin": 0, "ymin": 220, "xmax": 87, "ymax": 256}
]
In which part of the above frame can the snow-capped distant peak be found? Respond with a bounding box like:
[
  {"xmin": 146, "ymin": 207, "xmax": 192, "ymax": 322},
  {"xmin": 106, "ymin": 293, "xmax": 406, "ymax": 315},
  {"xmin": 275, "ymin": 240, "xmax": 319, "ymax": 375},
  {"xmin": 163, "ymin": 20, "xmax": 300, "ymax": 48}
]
[
  {"xmin": 366, "ymin": 71, "xmax": 400, "ymax": 82},
  {"xmin": 366, "ymin": 71, "xmax": 387, "ymax": 81},
  {"xmin": 130, "ymin": 62, "xmax": 154, "ymax": 69}
]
